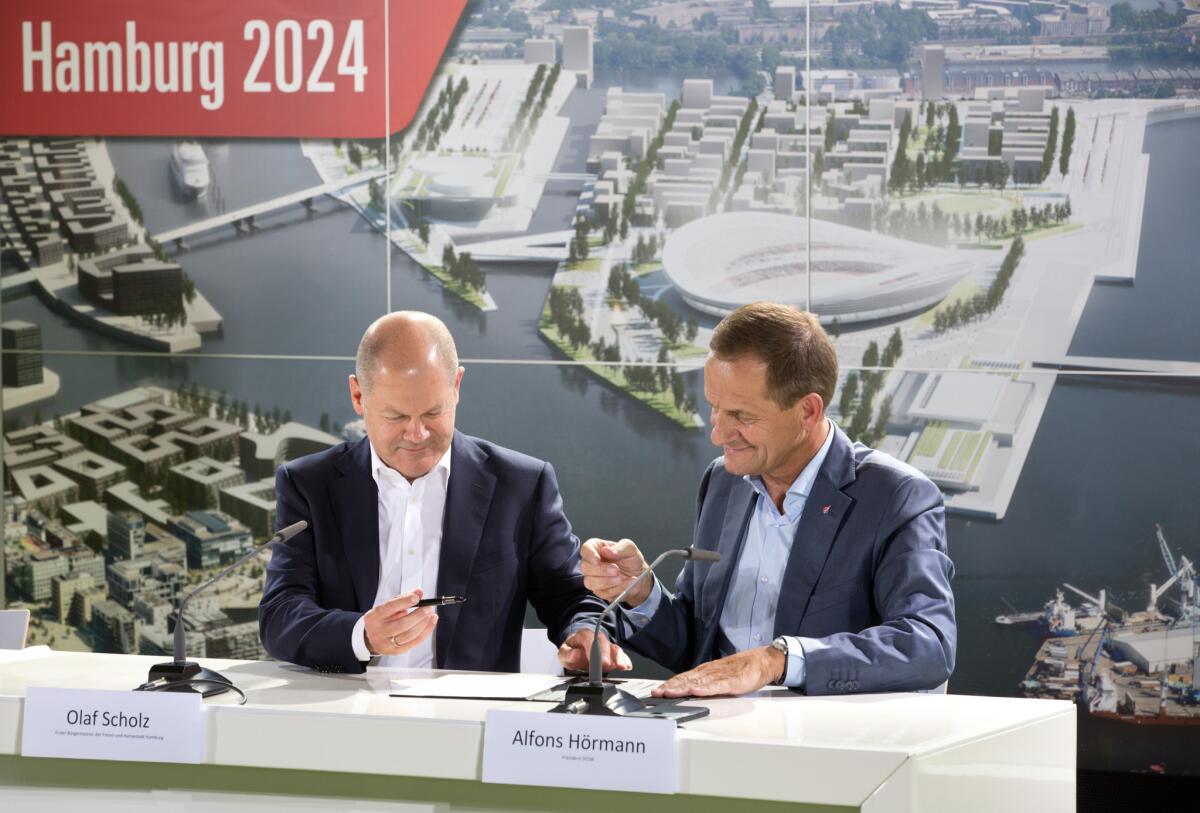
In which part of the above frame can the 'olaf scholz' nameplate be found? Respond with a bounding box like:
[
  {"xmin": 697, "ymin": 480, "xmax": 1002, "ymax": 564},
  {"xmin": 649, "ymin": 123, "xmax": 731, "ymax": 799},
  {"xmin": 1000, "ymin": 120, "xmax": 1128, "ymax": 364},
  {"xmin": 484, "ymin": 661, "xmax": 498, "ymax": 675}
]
[{"xmin": 21, "ymin": 687, "xmax": 205, "ymax": 763}]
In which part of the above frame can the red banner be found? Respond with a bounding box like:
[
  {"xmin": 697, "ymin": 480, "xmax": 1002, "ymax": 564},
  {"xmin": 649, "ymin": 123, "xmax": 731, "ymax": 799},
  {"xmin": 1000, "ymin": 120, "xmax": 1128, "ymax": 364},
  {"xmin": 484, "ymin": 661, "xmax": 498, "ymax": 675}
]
[{"xmin": 0, "ymin": 0, "xmax": 468, "ymax": 138}]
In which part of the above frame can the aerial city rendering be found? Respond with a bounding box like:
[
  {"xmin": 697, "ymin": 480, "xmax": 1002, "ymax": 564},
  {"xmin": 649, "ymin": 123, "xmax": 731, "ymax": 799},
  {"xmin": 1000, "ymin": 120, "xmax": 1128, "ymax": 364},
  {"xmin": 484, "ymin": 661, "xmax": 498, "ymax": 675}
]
[{"xmin": 3, "ymin": 0, "xmax": 1199, "ymax": 775}]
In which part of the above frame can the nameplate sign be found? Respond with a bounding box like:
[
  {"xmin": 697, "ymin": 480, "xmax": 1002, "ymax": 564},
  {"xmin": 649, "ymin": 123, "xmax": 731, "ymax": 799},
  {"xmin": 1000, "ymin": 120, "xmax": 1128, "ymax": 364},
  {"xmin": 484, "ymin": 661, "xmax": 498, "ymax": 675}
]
[
  {"xmin": 21, "ymin": 687, "xmax": 205, "ymax": 764},
  {"xmin": 482, "ymin": 709, "xmax": 677, "ymax": 795}
]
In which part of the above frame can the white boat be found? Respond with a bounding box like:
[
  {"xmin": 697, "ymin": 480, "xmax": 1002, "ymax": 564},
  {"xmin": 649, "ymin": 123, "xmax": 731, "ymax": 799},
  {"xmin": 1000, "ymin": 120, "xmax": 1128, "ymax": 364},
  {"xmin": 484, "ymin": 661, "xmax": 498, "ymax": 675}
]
[{"xmin": 170, "ymin": 141, "xmax": 210, "ymax": 200}]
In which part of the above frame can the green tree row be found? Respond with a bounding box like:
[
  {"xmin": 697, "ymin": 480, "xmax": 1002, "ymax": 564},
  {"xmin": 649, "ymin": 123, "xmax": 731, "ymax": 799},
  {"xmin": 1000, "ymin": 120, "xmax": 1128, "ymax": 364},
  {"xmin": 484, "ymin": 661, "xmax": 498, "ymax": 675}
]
[
  {"xmin": 1059, "ymin": 108, "xmax": 1076, "ymax": 176},
  {"xmin": 711, "ymin": 99, "xmax": 760, "ymax": 210},
  {"xmin": 511, "ymin": 64, "xmax": 562, "ymax": 154},
  {"xmin": 441, "ymin": 244, "xmax": 486, "ymax": 292},
  {"xmin": 413, "ymin": 77, "xmax": 470, "ymax": 153},
  {"xmin": 113, "ymin": 176, "xmax": 143, "ymax": 224},
  {"xmin": 606, "ymin": 265, "xmax": 698, "ymax": 346},
  {"xmin": 622, "ymin": 100, "xmax": 681, "ymax": 226},
  {"xmin": 546, "ymin": 284, "xmax": 591, "ymax": 351},
  {"xmin": 632, "ymin": 233, "xmax": 659, "ymax": 265},
  {"xmin": 840, "ymin": 329, "xmax": 902, "ymax": 446},
  {"xmin": 933, "ymin": 235, "xmax": 1025, "ymax": 334},
  {"xmin": 568, "ymin": 217, "xmax": 591, "ymax": 263},
  {"xmin": 504, "ymin": 64, "xmax": 548, "ymax": 151}
]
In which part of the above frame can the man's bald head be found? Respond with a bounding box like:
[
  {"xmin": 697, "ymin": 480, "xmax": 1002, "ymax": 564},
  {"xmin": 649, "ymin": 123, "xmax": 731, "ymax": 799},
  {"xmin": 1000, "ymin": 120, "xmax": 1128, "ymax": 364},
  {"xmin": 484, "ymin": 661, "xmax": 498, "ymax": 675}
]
[{"xmin": 355, "ymin": 312, "xmax": 459, "ymax": 393}]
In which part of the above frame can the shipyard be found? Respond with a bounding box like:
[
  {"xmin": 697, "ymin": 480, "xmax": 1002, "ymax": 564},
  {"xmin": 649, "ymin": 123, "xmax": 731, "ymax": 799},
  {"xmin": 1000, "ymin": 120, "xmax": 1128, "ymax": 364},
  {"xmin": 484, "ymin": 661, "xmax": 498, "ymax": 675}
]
[{"xmin": 1010, "ymin": 525, "xmax": 1200, "ymax": 725}]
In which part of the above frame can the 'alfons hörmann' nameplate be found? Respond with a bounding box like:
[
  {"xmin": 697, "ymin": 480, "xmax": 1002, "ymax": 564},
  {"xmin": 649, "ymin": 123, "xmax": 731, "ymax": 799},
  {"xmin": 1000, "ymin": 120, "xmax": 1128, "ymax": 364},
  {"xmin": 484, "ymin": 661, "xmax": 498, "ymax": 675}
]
[
  {"xmin": 482, "ymin": 709, "xmax": 677, "ymax": 794},
  {"xmin": 21, "ymin": 687, "xmax": 204, "ymax": 763}
]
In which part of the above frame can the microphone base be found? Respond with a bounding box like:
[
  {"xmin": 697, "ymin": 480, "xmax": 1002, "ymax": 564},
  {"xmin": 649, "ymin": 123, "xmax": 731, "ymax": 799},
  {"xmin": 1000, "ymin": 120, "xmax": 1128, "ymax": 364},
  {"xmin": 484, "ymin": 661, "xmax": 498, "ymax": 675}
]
[
  {"xmin": 143, "ymin": 661, "xmax": 233, "ymax": 698},
  {"xmin": 549, "ymin": 682, "xmax": 709, "ymax": 723}
]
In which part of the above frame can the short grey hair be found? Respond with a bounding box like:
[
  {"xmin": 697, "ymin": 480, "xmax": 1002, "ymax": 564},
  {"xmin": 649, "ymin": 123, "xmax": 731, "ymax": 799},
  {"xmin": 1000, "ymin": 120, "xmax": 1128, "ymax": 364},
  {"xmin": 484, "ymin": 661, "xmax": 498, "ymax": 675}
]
[{"xmin": 355, "ymin": 312, "xmax": 459, "ymax": 392}]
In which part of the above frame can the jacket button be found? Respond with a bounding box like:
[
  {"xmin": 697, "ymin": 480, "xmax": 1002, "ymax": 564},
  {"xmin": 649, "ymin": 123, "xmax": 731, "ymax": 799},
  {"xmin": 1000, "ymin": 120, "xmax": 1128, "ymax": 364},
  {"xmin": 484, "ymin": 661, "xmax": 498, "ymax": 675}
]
[{"xmin": 827, "ymin": 680, "xmax": 836, "ymax": 689}]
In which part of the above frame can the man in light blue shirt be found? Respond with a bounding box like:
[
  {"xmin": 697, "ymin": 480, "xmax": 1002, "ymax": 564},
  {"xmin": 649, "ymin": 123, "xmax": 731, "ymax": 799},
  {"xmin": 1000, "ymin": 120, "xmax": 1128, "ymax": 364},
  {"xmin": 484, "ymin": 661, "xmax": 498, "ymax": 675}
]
[
  {"xmin": 623, "ymin": 422, "xmax": 835, "ymax": 689},
  {"xmin": 582, "ymin": 303, "xmax": 955, "ymax": 697}
]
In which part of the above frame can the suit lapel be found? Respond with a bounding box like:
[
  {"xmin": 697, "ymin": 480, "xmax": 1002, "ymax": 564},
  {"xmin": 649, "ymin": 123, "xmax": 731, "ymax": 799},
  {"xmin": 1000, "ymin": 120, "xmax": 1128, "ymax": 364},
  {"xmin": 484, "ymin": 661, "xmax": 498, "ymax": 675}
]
[
  {"xmin": 697, "ymin": 478, "xmax": 756, "ymax": 648},
  {"xmin": 435, "ymin": 431, "xmax": 497, "ymax": 666},
  {"xmin": 330, "ymin": 438, "xmax": 380, "ymax": 611},
  {"xmin": 774, "ymin": 425, "xmax": 857, "ymax": 637}
]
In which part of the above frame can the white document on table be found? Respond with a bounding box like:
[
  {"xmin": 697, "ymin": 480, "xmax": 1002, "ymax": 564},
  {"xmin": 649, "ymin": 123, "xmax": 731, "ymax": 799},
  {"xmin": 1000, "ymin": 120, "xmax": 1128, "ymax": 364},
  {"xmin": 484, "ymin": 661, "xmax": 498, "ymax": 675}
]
[{"xmin": 390, "ymin": 673, "xmax": 566, "ymax": 700}]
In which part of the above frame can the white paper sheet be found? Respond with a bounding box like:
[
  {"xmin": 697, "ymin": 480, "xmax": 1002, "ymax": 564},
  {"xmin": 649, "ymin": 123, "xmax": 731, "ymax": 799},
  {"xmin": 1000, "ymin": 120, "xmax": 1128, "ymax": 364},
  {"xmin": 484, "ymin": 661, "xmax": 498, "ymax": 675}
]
[{"xmin": 389, "ymin": 673, "xmax": 565, "ymax": 700}]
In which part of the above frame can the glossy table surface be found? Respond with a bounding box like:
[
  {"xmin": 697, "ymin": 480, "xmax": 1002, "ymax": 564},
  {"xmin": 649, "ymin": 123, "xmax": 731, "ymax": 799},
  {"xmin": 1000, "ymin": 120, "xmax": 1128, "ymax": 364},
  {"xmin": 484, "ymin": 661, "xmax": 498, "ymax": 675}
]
[{"xmin": 0, "ymin": 647, "xmax": 1076, "ymax": 812}]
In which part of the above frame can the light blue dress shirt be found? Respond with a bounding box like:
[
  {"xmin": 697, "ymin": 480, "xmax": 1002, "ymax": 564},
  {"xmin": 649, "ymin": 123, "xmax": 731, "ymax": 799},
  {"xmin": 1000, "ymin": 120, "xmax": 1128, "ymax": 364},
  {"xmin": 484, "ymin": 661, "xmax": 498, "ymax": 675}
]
[{"xmin": 625, "ymin": 421, "xmax": 837, "ymax": 689}]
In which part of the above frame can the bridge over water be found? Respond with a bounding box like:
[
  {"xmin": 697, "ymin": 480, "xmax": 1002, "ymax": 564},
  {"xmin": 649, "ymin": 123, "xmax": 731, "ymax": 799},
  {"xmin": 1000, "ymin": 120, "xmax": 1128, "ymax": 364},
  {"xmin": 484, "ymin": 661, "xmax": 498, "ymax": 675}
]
[{"xmin": 152, "ymin": 169, "xmax": 387, "ymax": 246}]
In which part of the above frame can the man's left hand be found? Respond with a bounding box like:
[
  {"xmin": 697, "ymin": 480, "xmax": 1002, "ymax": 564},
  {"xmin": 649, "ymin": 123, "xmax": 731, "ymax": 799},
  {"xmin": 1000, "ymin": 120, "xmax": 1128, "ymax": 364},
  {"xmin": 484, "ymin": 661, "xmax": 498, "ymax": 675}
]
[
  {"xmin": 558, "ymin": 628, "xmax": 633, "ymax": 674},
  {"xmin": 652, "ymin": 646, "xmax": 785, "ymax": 698}
]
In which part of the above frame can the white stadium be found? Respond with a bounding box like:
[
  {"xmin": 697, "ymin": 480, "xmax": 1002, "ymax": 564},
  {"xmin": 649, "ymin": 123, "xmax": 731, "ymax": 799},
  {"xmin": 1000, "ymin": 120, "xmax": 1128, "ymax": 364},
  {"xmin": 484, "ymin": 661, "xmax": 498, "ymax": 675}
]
[{"xmin": 662, "ymin": 212, "xmax": 978, "ymax": 324}]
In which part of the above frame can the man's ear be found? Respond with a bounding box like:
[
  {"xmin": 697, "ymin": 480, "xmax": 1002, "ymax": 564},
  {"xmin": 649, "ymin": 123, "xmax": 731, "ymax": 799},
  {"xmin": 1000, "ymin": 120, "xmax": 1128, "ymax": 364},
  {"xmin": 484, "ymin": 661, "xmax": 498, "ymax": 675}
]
[
  {"xmin": 801, "ymin": 392, "xmax": 824, "ymax": 427},
  {"xmin": 349, "ymin": 373, "xmax": 366, "ymax": 416}
]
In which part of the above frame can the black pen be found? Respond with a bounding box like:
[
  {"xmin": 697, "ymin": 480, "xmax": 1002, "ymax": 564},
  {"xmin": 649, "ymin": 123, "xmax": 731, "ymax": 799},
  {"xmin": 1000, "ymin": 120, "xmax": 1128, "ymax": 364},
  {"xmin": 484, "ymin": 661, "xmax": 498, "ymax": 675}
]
[{"xmin": 416, "ymin": 595, "xmax": 466, "ymax": 607}]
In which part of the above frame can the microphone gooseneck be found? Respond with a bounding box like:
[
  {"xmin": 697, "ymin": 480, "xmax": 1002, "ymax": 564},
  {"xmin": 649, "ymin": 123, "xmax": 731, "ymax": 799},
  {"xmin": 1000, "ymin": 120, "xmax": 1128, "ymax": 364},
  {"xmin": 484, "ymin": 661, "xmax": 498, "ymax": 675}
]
[
  {"xmin": 551, "ymin": 546, "xmax": 720, "ymax": 720},
  {"xmin": 588, "ymin": 547, "xmax": 721, "ymax": 686},
  {"xmin": 171, "ymin": 520, "xmax": 308, "ymax": 664},
  {"xmin": 139, "ymin": 520, "xmax": 308, "ymax": 698}
]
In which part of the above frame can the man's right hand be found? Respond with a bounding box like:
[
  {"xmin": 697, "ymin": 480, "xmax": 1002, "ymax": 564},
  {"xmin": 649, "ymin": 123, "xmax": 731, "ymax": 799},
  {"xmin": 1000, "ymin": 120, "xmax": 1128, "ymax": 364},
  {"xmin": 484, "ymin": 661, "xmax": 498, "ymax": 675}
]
[
  {"xmin": 581, "ymin": 538, "xmax": 652, "ymax": 607},
  {"xmin": 363, "ymin": 589, "xmax": 437, "ymax": 656}
]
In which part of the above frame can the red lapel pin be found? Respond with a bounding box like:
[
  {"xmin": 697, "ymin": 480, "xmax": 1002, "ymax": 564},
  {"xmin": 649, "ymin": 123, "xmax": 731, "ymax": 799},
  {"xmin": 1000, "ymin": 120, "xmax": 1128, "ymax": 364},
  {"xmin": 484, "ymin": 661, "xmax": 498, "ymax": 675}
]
[{"xmin": 822, "ymin": 505, "xmax": 831, "ymax": 514}]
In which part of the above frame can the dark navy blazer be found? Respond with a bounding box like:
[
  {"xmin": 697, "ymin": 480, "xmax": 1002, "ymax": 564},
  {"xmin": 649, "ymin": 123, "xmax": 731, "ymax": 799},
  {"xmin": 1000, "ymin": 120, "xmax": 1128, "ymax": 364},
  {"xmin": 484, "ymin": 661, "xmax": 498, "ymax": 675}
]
[
  {"xmin": 259, "ymin": 431, "xmax": 603, "ymax": 674},
  {"xmin": 624, "ymin": 424, "xmax": 957, "ymax": 694}
]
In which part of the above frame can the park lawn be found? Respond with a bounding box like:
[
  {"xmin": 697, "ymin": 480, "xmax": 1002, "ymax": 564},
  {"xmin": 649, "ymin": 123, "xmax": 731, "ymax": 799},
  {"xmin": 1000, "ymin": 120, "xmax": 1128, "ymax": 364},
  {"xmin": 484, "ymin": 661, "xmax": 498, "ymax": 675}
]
[
  {"xmin": 957, "ymin": 219, "xmax": 1079, "ymax": 249},
  {"xmin": 913, "ymin": 421, "xmax": 948, "ymax": 459},
  {"xmin": 494, "ymin": 156, "xmax": 518, "ymax": 197},
  {"xmin": 905, "ymin": 190, "xmax": 1015, "ymax": 217},
  {"xmin": 539, "ymin": 308, "xmax": 700, "ymax": 430},
  {"xmin": 1023, "ymin": 222, "xmax": 1083, "ymax": 242},
  {"xmin": 965, "ymin": 432, "xmax": 992, "ymax": 481},
  {"xmin": 567, "ymin": 257, "xmax": 605, "ymax": 273},
  {"xmin": 633, "ymin": 261, "xmax": 662, "ymax": 277},
  {"xmin": 671, "ymin": 342, "xmax": 709, "ymax": 359},
  {"xmin": 916, "ymin": 276, "xmax": 983, "ymax": 329},
  {"xmin": 950, "ymin": 432, "xmax": 981, "ymax": 472},
  {"xmin": 938, "ymin": 432, "xmax": 965, "ymax": 470},
  {"xmin": 423, "ymin": 263, "xmax": 489, "ymax": 310}
]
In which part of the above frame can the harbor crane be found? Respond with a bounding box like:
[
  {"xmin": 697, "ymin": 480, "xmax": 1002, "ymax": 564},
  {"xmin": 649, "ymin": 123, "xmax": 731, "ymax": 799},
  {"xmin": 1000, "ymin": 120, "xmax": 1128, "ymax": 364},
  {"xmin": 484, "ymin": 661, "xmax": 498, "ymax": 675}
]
[{"xmin": 1151, "ymin": 524, "xmax": 1198, "ymax": 619}]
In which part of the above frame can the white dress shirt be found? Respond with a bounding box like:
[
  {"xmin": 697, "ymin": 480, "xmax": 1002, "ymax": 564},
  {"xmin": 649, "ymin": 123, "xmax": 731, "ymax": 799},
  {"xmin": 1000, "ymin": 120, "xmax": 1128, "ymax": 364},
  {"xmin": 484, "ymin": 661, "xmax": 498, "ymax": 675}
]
[{"xmin": 350, "ymin": 442, "xmax": 452, "ymax": 667}]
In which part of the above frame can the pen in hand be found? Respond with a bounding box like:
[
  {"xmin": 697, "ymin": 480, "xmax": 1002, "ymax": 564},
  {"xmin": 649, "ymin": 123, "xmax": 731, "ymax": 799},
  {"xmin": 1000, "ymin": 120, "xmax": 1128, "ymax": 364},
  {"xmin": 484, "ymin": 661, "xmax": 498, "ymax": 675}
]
[{"xmin": 415, "ymin": 595, "xmax": 466, "ymax": 607}]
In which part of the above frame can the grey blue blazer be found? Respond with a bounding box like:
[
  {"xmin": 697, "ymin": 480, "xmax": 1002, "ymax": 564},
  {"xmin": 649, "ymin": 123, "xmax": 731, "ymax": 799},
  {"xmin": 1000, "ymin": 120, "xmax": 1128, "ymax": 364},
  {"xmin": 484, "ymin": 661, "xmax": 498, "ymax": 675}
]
[{"xmin": 624, "ymin": 424, "xmax": 956, "ymax": 694}]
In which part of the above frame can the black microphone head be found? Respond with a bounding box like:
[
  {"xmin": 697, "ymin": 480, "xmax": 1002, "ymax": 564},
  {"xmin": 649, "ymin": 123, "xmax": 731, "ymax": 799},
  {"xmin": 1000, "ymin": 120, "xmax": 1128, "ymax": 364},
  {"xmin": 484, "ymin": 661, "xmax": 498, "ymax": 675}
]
[
  {"xmin": 276, "ymin": 520, "xmax": 308, "ymax": 542},
  {"xmin": 684, "ymin": 548, "xmax": 721, "ymax": 563}
]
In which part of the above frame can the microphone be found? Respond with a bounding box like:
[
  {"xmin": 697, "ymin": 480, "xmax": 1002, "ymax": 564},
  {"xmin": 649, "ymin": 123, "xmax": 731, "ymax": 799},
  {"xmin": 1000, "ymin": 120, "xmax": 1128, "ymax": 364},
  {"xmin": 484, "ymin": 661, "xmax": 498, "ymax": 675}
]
[
  {"xmin": 551, "ymin": 546, "xmax": 720, "ymax": 720},
  {"xmin": 136, "ymin": 520, "xmax": 308, "ymax": 698},
  {"xmin": 587, "ymin": 547, "xmax": 719, "ymax": 687}
]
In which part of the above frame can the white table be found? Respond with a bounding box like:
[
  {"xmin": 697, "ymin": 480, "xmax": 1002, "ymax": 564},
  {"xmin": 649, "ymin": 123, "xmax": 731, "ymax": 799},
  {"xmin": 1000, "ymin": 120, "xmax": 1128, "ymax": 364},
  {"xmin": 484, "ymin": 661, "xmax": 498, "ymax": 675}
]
[{"xmin": 0, "ymin": 647, "xmax": 1075, "ymax": 812}]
